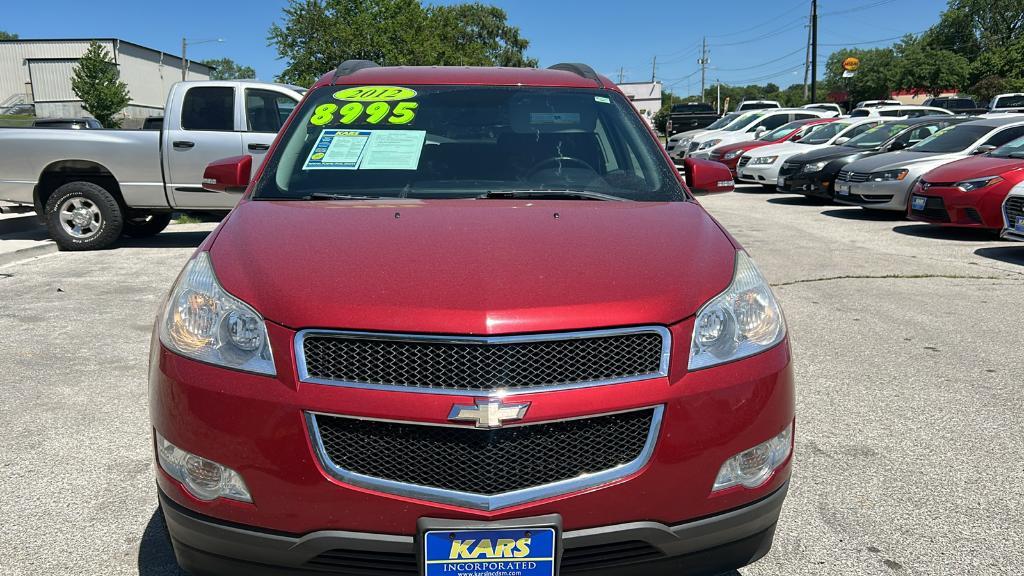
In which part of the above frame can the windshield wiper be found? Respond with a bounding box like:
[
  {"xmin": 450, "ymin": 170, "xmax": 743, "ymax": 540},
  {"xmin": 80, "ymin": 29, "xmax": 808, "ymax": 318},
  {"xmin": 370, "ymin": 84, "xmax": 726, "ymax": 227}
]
[
  {"xmin": 303, "ymin": 192, "xmax": 384, "ymax": 200},
  {"xmin": 476, "ymin": 190, "xmax": 628, "ymax": 201}
]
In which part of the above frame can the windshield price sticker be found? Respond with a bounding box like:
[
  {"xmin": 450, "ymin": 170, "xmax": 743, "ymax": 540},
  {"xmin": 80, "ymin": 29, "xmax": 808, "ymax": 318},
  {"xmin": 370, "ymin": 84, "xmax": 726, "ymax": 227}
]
[
  {"xmin": 310, "ymin": 101, "xmax": 418, "ymax": 127},
  {"xmin": 334, "ymin": 86, "xmax": 417, "ymax": 102},
  {"xmin": 303, "ymin": 129, "xmax": 426, "ymax": 171}
]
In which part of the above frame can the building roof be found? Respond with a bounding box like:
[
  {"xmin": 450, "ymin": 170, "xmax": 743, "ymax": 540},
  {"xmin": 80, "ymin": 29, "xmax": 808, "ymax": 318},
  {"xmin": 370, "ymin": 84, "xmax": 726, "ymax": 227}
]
[
  {"xmin": 313, "ymin": 66, "xmax": 613, "ymax": 89},
  {"xmin": 0, "ymin": 38, "xmax": 213, "ymax": 72}
]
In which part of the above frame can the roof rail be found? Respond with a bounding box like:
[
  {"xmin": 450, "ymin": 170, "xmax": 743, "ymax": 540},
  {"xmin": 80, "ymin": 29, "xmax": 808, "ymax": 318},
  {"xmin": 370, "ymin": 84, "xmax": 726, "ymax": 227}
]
[
  {"xmin": 332, "ymin": 59, "xmax": 380, "ymax": 82},
  {"xmin": 547, "ymin": 63, "xmax": 605, "ymax": 88}
]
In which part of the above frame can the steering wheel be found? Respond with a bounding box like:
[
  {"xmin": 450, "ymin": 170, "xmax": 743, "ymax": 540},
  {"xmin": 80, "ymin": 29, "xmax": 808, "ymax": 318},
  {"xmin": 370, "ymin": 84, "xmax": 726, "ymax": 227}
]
[{"xmin": 526, "ymin": 156, "xmax": 596, "ymax": 177}]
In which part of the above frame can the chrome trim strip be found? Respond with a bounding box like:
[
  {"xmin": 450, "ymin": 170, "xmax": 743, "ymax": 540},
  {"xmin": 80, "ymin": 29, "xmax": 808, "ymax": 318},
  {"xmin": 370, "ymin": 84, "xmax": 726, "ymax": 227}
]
[
  {"xmin": 305, "ymin": 405, "xmax": 664, "ymax": 511},
  {"xmin": 294, "ymin": 326, "xmax": 672, "ymax": 397}
]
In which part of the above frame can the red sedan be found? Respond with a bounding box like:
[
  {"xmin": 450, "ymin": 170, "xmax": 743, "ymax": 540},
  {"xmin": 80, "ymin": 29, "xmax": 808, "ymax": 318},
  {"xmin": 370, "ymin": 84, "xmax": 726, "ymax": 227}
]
[
  {"xmin": 710, "ymin": 118, "xmax": 837, "ymax": 175},
  {"xmin": 908, "ymin": 141, "xmax": 1024, "ymax": 230}
]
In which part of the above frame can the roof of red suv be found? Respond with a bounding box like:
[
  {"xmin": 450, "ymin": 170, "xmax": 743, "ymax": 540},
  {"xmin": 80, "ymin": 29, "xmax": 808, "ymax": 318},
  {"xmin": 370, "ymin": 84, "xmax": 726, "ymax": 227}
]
[{"xmin": 313, "ymin": 64, "xmax": 615, "ymax": 90}]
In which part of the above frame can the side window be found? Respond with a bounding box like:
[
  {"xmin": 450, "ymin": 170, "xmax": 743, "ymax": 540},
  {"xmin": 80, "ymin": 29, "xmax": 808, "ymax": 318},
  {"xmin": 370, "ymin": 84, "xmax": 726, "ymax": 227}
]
[
  {"xmin": 181, "ymin": 87, "xmax": 235, "ymax": 131},
  {"xmin": 791, "ymin": 113, "xmax": 818, "ymax": 121},
  {"xmin": 850, "ymin": 109, "xmax": 869, "ymax": 117},
  {"xmin": 904, "ymin": 125, "xmax": 937, "ymax": 145},
  {"xmin": 844, "ymin": 122, "xmax": 878, "ymax": 138},
  {"xmin": 983, "ymin": 126, "xmax": 1024, "ymax": 147},
  {"xmin": 753, "ymin": 114, "xmax": 789, "ymax": 131},
  {"xmin": 879, "ymin": 109, "xmax": 904, "ymax": 117},
  {"xmin": 246, "ymin": 89, "xmax": 298, "ymax": 133}
]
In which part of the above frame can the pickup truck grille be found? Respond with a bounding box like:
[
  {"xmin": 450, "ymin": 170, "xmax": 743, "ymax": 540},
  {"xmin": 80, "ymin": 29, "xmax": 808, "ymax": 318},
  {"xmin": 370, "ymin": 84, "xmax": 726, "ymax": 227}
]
[
  {"xmin": 297, "ymin": 327, "xmax": 668, "ymax": 394},
  {"xmin": 309, "ymin": 407, "xmax": 659, "ymax": 501},
  {"xmin": 1005, "ymin": 196, "xmax": 1024, "ymax": 223},
  {"xmin": 837, "ymin": 170, "xmax": 870, "ymax": 183}
]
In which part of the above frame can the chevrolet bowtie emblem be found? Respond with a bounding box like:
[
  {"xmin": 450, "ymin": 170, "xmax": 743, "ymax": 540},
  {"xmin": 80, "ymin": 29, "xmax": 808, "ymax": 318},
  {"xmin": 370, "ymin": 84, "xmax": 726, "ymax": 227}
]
[{"xmin": 448, "ymin": 399, "xmax": 530, "ymax": 429}]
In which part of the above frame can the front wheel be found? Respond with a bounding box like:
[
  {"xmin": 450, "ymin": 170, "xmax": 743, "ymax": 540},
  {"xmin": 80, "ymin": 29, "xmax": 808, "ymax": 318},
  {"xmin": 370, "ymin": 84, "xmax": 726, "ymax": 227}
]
[
  {"xmin": 44, "ymin": 181, "xmax": 124, "ymax": 251},
  {"xmin": 123, "ymin": 212, "xmax": 172, "ymax": 238}
]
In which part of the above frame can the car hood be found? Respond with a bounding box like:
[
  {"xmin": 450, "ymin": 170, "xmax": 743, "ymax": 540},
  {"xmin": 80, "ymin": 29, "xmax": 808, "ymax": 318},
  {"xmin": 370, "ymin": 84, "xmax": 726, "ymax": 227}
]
[
  {"xmin": 671, "ymin": 128, "xmax": 710, "ymax": 141},
  {"xmin": 716, "ymin": 140, "xmax": 766, "ymax": 153},
  {"xmin": 920, "ymin": 155, "xmax": 1024, "ymax": 182},
  {"xmin": 788, "ymin": 145, "xmax": 862, "ymax": 164},
  {"xmin": 746, "ymin": 141, "xmax": 824, "ymax": 159},
  {"xmin": 209, "ymin": 199, "xmax": 737, "ymax": 334},
  {"xmin": 845, "ymin": 150, "xmax": 963, "ymax": 173}
]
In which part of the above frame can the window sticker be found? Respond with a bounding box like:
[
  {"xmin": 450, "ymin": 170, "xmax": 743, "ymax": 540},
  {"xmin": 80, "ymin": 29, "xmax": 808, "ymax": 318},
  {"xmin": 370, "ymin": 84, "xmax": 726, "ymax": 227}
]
[
  {"xmin": 594, "ymin": 96, "xmax": 611, "ymax": 104},
  {"xmin": 302, "ymin": 129, "xmax": 426, "ymax": 170},
  {"xmin": 310, "ymin": 101, "xmax": 418, "ymax": 126},
  {"xmin": 529, "ymin": 112, "xmax": 581, "ymax": 125},
  {"xmin": 333, "ymin": 86, "xmax": 417, "ymax": 102}
]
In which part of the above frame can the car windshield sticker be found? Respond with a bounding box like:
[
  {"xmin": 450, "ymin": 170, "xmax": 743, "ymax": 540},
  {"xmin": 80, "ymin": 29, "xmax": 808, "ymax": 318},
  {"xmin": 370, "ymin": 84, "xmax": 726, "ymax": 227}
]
[
  {"xmin": 303, "ymin": 130, "xmax": 370, "ymax": 170},
  {"xmin": 594, "ymin": 95, "xmax": 611, "ymax": 104},
  {"xmin": 310, "ymin": 101, "xmax": 419, "ymax": 126},
  {"xmin": 303, "ymin": 129, "xmax": 425, "ymax": 171},
  {"xmin": 333, "ymin": 86, "xmax": 417, "ymax": 102}
]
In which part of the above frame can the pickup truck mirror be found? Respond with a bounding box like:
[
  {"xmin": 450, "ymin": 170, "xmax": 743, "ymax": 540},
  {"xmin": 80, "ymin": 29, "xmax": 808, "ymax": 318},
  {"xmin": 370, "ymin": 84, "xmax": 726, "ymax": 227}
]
[
  {"xmin": 203, "ymin": 155, "xmax": 253, "ymax": 193},
  {"xmin": 683, "ymin": 158, "xmax": 735, "ymax": 194}
]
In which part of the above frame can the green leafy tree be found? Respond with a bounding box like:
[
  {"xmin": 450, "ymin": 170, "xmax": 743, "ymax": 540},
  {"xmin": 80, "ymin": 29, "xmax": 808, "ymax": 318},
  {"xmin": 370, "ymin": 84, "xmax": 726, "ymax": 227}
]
[
  {"xmin": 0, "ymin": 31, "xmax": 18, "ymax": 40},
  {"xmin": 268, "ymin": 0, "xmax": 536, "ymax": 86},
  {"xmin": 823, "ymin": 47, "xmax": 898, "ymax": 106},
  {"xmin": 200, "ymin": 57, "xmax": 256, "ymax": 80},
  {"xmin": 71, "ymin": 41, "xmax": 131, "ymax": 128},
  {"xmin": 891, "ymin": 35, "xmax": 970, "ymax": 95}
]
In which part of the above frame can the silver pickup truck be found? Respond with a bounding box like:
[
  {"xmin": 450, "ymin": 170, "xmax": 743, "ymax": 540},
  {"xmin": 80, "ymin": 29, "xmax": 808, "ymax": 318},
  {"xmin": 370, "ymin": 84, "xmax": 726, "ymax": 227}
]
[{"xmin": 0, "ymin": 80, "xmax": 303, "ymax": 250}]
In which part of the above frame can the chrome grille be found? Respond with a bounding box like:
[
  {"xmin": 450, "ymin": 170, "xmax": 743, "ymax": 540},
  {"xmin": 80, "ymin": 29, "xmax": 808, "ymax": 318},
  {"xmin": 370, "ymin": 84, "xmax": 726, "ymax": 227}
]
[
  {"xmin": 687, "ymin": 141, "xmax": 700, "ymax": 153},
  {"xmin": 738, "ymin": 156, "xmax": 751, "ymax": 168},
  {"xmin": 838, "ymin": 169, "xmax": 870, "ymax": 183},
  {"xmin": 1005, "ymin": 196, "xmax": 1024, "ymax": 222},
  {"xmin": 297, "ymin": 327, "xmax": 669, "ymax": 395}
]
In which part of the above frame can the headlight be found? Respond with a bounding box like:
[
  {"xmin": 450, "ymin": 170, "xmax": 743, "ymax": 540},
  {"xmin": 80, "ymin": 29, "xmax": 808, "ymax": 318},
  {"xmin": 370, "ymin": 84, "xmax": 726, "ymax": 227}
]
[
  {"xmin": 700, "ymin": 139, "xmax": 722, "ymax": 149},
  {"xmin": 802, "ymin": 161, "xmax": 828, "ymax": 173},
  {"xmin": 956, "ymin": 175, "xmax": 1003, "ymax": 191},
  {"xmin": 156, "ymin": 432, "xmax": 252, "ymax": 502},
  {"xmin": 751, "ymin": 155, "xmax": 778, "ymax": 165},
  {"xmin": 713, "ymin": 423, "xmax": 792, "ymax": 491},
  {"xmin": 870, "ymin": 169, "xmax": 909, "ymax": 182},
  {"xmin": 159, "ymin": 252, "xmax": 276, "ymax": 375},
  {"xmin": 689, "ymin": 251, "xmax": 786, "ymax": 370},
  {"xmin": 723, "ymin": 150, "xmax": 744, "ymax": 160}
]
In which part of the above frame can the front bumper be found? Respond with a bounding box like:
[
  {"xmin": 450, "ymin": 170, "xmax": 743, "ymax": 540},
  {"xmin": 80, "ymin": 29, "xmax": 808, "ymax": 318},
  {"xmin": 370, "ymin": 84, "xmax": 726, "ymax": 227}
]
[
  {"xmin": 907, "ymin": 186, "xmax": 1009, "ymax": 230},
  {"xmin": 161, "ymin": 481, "xmax": 789, "ymax": 576},
  {"xmin": 738, "ymin": 162, "xmax": 782, "ymax": 185},
  {"xmin": 834, "ymin": 179, "xmax": 913, "ymax": 211},
  {"xmin": 779, "ymin": 170, "xmax": 833, "ymax": 198}
]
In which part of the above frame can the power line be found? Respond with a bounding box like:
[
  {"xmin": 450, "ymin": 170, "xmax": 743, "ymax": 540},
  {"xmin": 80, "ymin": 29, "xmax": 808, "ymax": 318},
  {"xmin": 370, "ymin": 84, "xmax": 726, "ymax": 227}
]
[
  {"xmin": 715, "ymin": 46, "xmax": 807, "ymax": 72},
  {"xmin": 713, "ymin": 19, "xmax": 809, "ymax": 48},
  {"xmin": 706, "ymin": 0, "xmax": 808, "ymax": 38},
  {"xmin": 817, "ymin": 31, "xmax": 925, "ymax": 46},
  {"xmin": 819, "ymin": 0, "xmax": 899, "ymax": 17}
]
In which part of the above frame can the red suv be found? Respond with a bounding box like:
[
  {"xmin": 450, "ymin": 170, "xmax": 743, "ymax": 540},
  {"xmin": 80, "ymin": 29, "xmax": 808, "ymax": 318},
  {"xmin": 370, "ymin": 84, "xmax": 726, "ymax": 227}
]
[{"xmin": 150, "ymin": 61, "xmax": 795, "ymax": 576}]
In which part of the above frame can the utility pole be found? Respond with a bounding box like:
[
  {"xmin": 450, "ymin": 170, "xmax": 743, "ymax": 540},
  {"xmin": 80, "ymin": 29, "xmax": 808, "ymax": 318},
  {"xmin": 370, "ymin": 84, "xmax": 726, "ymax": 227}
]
[
  {"xmin": 698, "ymin": 37, "xmax": 709, "ymax": 103},
  {"xmin": 618, "ymin": 66, "xmax": 625, "ymax": 84},
  {"xmin": 811, "ymin": 0, "xmax": 818, "ymax": 102},
  {"xmin": 181, "ymin": 37, "xmax": 187, "ymax": 81},
  {"xmin": 650, "ymin": 56, "xmax": 657, "ymax": 83},
  {"xmin": 716, "ymin": 80, "xmax": 721, "ymax": 114},
  {"xmin": 803, "ymin": 0, "xmax": 813, "ymax": 101}
]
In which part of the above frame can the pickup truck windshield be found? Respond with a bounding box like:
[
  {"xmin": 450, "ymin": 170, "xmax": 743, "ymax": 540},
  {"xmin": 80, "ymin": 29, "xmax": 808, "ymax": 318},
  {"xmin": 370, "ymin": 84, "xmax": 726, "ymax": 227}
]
[
  {"xmin": 844, "ymin": 123, "xmax": 910, "ymax": 149},
  {"xmin": 993, "ymin": 95, "xmax": 1024, "ymax": 108},
  {"xmin": 908, "ymin": 124, "xmax": 990, "ymax": 153},
  {"xmin": 254, "ymin": 85, "xmax": 685, "ymax": 202}
]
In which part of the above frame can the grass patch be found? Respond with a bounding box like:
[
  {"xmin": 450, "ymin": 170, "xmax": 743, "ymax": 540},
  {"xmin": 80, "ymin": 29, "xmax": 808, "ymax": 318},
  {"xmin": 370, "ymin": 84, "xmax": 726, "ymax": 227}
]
[{"xmin": 172, "ymin": 213, "xmax": 203, "ymax": 224}]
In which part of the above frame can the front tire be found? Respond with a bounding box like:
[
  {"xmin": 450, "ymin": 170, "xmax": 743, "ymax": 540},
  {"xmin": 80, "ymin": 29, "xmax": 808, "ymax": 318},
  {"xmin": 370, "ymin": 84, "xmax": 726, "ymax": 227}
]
[
  {"xmin": 44, "ymin": 181, "xmax": 123, "ymax": 251},
  {"xmin": 123, "ymin": 212, "xmax": 172, "ymax": 238}
]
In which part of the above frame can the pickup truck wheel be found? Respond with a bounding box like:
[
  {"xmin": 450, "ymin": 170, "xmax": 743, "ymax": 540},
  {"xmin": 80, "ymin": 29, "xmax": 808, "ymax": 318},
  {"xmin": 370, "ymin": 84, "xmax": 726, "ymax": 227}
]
[
  {"xmin": 123, "ymin": 213, "xmax": 172, "ymax": 238},
  {"xmin": 45, "ymin": 182, "xmax": 123, "ymax": 251}
]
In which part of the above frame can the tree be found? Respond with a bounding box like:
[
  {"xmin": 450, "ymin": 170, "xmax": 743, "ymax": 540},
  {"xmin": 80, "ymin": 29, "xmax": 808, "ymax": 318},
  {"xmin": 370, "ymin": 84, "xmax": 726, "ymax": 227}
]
[
  {"xmin": 0, "ymin": 31, "xmax": 17, "ymax": 40},
  {"xmin": 892, "ymin": 35, "xmax": 970, "ymax": 95},
  {"xmin": 71, "ymin": 41, "xmax": 131, "ymax": 128},
  {"xmin": 822, "ymin": 47, "xmax": 898, "ymax": 106},
  {"xmin": 200, "ymin": 58, "xmax": 256, "ymax": 80},
  {"xmin": 268, "ymin": 0, "xmax": 536, "ymax": 86}
]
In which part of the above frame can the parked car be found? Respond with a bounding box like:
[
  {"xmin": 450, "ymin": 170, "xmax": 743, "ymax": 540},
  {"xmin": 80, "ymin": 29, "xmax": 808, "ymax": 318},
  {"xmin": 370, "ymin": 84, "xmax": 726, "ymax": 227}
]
[
  {"xmin": 988, "ymin": 93, "xmax": 1024, "ymax": 114},
  {"xmin": 922, "ymin": 95, "xmax": 987, "ymax": 115},
  {"xmin": 849, "ymin": 105, "xmax": 953, "ymax": 118},
  {"xmin": 736, "ymin": 118, "xmax": 885, "ymax": 188},
  {"xmin": 855, "ymin": 99, "xmax": 901, "ymax": 108},
  {"xmin": 778, "ymin": 116, "xmax": 968, "ymax": 199},
  {"xmin": 31, "ymin": 117, "xmax": 103, "ymax": 129},
  {"xmin": 802, "ymin": 102, "xmax": 844, "ymax": 116},
  {"xmin": 688, "ymin": 108, "xmax": 831, "ymax": 158},
  {"xmin": 0, "ymin": 80, "xmax": 302, "ymax": 250},
  {"xmin": 666, "ymin": 111, "xmax": 743, "ymax": 158},
  {"xmin": 834, "ymin": 116, "xmax": 1024, "ymax": 211},
  {"xmin": 1001, "ymin": 182, "xmax": 1024, "ymax": 241},
  {"xmin": 667, "ymin": 102, "xmax": 720, "ymax": 135},
  {"xmin": 735, "ymin": 99, "xmax": 781, "ymax": 112},
  {"xmin": 150, "ymin": 60, "xmax": 793, "ymax": 576},
  {"xmin": 709, "ymin": 118, "xmax": 836, "ymax": 176},
  {"xmin": 907, "ymin": 136, "xmax": 1024, "ymax": 230}
]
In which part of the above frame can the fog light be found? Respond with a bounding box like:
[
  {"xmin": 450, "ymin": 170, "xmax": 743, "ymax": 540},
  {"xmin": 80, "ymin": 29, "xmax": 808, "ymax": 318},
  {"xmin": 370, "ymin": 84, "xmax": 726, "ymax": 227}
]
[
  {"xmin": 713, "ymin": 423, "xmax": 792, "ymax": 492},
  {"xmin": 156, "ymin": 432, "xmax": 251, "ymax": 502}
]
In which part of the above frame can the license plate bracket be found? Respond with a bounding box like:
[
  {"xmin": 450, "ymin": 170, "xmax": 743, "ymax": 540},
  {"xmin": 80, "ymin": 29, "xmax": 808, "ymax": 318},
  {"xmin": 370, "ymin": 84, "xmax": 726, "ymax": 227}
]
[
  {"xmin": 418, "ymin": 515, "xmax": 562, "ymax": 576},
  {"xmin": 837, "ymin": 183, "xmax": 850, "ymax": 196},
  {"xmin": 912, "ymin": 195, "xmax": 927, "ymax": 211}
]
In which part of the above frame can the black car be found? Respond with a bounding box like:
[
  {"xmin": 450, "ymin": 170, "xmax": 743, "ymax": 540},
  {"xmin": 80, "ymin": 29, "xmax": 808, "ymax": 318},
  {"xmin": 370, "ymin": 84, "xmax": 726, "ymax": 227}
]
[
  {"xmin": 922, "ymin": 96, "xmax": 987, "ymax": 115},
  {"xmin": 776, "ymin": 116, "xmax": 971, "ymax": 200}
]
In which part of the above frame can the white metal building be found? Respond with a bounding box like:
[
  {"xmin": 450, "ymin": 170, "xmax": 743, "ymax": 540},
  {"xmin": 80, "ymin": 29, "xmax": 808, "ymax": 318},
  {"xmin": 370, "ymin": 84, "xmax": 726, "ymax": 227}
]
[
  {"xmin": 0, "ymin": 38, "xmax": 212, "ymax": 123},
  {"xmin": 617, "ymin": 81, "xmax": 663, "ymax": 119}
]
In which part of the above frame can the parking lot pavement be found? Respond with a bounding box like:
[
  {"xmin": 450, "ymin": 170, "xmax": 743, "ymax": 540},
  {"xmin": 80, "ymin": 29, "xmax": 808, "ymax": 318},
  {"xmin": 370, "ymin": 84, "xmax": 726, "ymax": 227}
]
[{"xmin": 0, "ymin": 193, "xmax": 1021, "ymax": 576}]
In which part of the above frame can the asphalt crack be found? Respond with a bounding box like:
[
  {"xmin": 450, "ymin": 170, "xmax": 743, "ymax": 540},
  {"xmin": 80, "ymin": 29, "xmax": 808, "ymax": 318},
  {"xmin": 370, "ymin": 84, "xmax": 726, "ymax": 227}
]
[{"xmin": 772, "ymin": 273, "xmax": 1010, "ymax": 287}]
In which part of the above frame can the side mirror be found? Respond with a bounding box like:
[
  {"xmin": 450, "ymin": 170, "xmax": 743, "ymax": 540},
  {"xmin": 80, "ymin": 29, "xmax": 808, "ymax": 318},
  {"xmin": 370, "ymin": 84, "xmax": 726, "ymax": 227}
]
[
  {"xmin": 834, "ymin": 137, "xmax": 850, "ymax": 145},
  {"xmin": 754, "ymin": 126, "xmax": 767, "ymax": 136},
  {"xmin": 973, "ymin": 144, "xmax": 997, "ymax": 155},
  {"xmin": 203, "ymin": 155, "xmax": 252, "ymax": 193},
  {"xmin": 683, "ymin": 158, "xmax": 735, "ymax": 194},
  {"xmin": 888, "ymin": 140, "xmax": 907, "ymax": 151}
]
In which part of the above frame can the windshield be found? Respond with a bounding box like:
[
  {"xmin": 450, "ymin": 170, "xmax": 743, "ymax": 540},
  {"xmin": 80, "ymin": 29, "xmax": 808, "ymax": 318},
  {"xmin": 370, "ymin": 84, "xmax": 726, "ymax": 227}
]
[
  {"xmin": 994, "ymin": 95, "xmax": 1024, "ymax": 108},
  {"xmin": 672, "ymin": 103, "xmax": 714, "ymax": 113},
  {"xmin": 798, "ymin": 122, "xmax": 848, "ymax": 145},
  {"xmin": 758, "ymin": 121, "xmax": 804, "ymax": 141},
  {"xmin": 721, "ymin": 111, "xmax": 766, "ymax": 131},
  {"xmin": 988, "ymin": 135, "xmax": 1024, "ymax": 159},
  {"xmin": 706, "ymin": 112, "xmax": 740, "ymax": 130},
  {"xmin": 845, "ymin": 123, "xmax": 910, "ymax": 149},
  {"xmin": 908, "ymin": 124, "xmax": 990, "ymax": 153},
  {"xmin": 254, "ymin": 85, "xmax": 685, "ymax": 202}
]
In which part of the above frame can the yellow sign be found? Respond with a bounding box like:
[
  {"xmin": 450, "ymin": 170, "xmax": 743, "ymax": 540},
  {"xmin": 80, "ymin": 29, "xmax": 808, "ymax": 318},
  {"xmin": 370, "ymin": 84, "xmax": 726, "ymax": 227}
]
[
  {"xmin": 842, "ymin": 57, "xmax": 861, "ymax": 72},
  {"xmin": 334, "ymin": 86, "xmax": 417, "ymax": 102}
]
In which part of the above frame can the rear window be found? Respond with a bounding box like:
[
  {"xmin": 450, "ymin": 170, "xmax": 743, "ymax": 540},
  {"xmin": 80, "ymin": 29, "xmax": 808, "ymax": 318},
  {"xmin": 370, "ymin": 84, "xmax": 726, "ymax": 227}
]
[
  {"xmin": 850, "ymin": 109, "xmax": 870, "ymax": 117},
  {"xmin": 254, "ymin": 85, "xmax": 684, "ymax": 202},
  {"xmin": 993, "ymin": 95, "xmax": 1024, "ymax": 108},
  {"xmin": 671, "ymin": 103, "xmax": 715, "ymax": 113}
]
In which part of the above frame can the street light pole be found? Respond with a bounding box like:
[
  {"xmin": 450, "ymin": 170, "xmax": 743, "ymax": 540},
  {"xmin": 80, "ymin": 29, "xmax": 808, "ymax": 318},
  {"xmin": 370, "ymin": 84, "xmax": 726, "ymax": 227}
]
[{"xmin": 181, "ymin": 38, "xmax": 224, "ymax": 82}]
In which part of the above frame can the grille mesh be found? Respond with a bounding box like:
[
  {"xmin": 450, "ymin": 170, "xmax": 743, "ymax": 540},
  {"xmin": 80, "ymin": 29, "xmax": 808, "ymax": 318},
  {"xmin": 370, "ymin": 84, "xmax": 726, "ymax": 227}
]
[
  {"xmin": 1006, "ymin": 196, "xmax": 1024, "ymax": 222},
  {"xmin": 737, "ymin": 156, "xmax": 751, "ymax": 168},
  {"xmin": 837, "ymin": 170, "xmax": 870, "ymax": 183},
  {"xmin": 301, "ymin": 331, "xmax": 665, "ymax": 392},
  {"xmin": 313, "ymin": 409, "xmax": 655, "ymax": 495}
]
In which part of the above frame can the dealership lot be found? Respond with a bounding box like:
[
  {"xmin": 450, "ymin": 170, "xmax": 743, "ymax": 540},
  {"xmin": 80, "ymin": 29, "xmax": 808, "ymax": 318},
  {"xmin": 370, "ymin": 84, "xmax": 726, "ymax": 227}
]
[{"xmin": 0, "ymin": 189, "xmax": 1021, "ymax": 576}]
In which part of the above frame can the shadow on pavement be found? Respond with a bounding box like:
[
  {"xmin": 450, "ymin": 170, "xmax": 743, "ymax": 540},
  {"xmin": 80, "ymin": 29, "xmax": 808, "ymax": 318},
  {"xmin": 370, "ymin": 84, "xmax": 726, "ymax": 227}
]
[
  {"xmin": 766, "ymin": 196, "xmax": 828, "ymax": 206},
  {"xmin": 891, "ymin": 224, "xmax": 999, "ymax": 242},
  {"xmin": 731, "ymin": 185, "xmax": 774, "ymax": 195},
  {"xmin": 138, "ymin": 508, "xmax": 182, "ymax": 576},
  {"xmin": 974, "ymin": 245, "xmax": 1024, "ymax": 266},
  {"xmin": 116, "ymin": 230, "xmax": 211, "ymax": 249},
  {"xmin": 820, "ymin": 208, "xmax": 905, "ymax": 221}
]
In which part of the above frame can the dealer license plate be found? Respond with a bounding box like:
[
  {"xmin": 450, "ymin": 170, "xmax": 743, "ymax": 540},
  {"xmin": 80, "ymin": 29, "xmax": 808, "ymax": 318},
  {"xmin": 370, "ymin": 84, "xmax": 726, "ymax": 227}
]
[
  {"xmin": 777, "ymin": 176, "xmax": 786, "ymax": 188},
  {"xmin": 836, "ymin": 183, "xmax": 851, "ymax": 196},
  {"xmin": 912, "ymin": 195, "xmax": 927, "ymax": 211},
  {"xmin": 423, "ymin": 527, "xmax": 557, "ymax": 576},
  {"xmin": 1016, "ymin": 216, "xmax": 1024, "ymax": 233}
]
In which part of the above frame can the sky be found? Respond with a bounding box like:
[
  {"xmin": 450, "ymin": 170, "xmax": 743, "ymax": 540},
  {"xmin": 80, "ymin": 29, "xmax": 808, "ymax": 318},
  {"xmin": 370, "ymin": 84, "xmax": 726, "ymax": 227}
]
[{"xmin": 2, "ymin": 0, "xmax": 950, "ymax": 94}]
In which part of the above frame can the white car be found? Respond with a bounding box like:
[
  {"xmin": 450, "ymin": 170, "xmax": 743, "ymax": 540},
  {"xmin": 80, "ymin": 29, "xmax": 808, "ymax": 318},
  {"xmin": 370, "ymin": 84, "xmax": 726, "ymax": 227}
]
[
  {"xmin": 736, "ymin": 118, "xmax": 887, "ymax": 187},
  {"xmin": 736, "ymin": 99, "xmax": 781, "ymax": 112},
  {"xmin": 802, "ymin": 103, "xmax": 843, "ymax": 117},
  {"xmin": 1002, "ymin": 181, "xmax": 1024, "ymax": 241},
  {"xmin": 856, "ymin": 99, "xmax": 902, "ymax": 108},
  {"xmin": 666, "ymin": 112, "xmax": 743, "ymax": 158},
  {"xmin": 989, "ymin": 93, "xmax": 1024, "ymax": 113},
  {"xmin": 688, "ymin": 108, "xmax": 831, "ymax": 158},
  {"xmin": 849, "ymin": 105, "xmax": 953, "ymax": 119}
]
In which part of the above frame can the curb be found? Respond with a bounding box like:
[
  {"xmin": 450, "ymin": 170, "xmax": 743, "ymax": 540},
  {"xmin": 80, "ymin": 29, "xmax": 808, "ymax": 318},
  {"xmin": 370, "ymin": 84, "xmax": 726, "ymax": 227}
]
[{"xmin": 0, "ymin": 242, "xmax": 58, "ymax": 268}]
